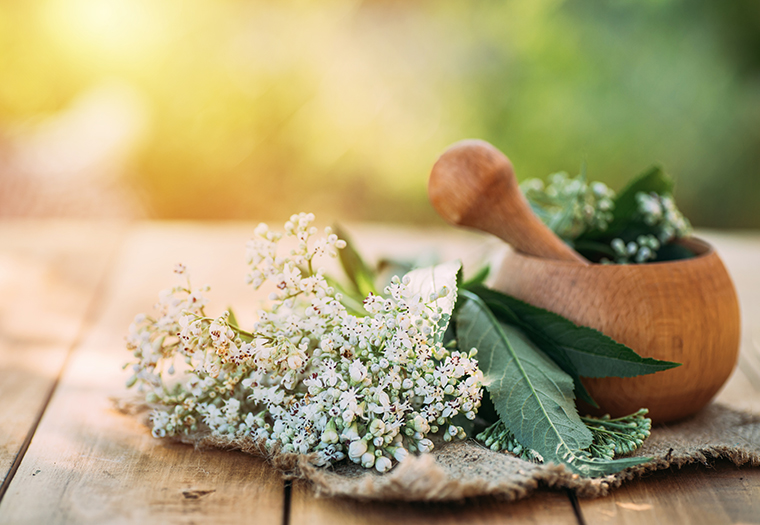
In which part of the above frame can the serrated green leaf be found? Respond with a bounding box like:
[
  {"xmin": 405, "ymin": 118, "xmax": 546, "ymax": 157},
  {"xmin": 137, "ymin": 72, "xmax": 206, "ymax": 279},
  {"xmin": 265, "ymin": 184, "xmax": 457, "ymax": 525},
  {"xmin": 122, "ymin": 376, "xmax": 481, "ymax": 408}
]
[
  {"xmin": 457, "ymin": 292, "xmax": 651, "ymax": 477},
  {"xmin": 614, "ymin": 165, "xmax": 674, "ymax": 214},
  {"xmin": 457, "ymin": 294, "xmax": 592, "ymax": 460},
  {"xmin": 556, "ymin": 452, "xmax": 650, "ymax": 477},
  {"xmin": 332, "ymin": 223, "xmax": 378, "ymax": 298},
  {"xmin": 468, "ymin": 285, "xmax": 680, "ymax": 378},
  {"xmin": 469, "ymin": 288, "xmax": 598, "ymax": 407}
]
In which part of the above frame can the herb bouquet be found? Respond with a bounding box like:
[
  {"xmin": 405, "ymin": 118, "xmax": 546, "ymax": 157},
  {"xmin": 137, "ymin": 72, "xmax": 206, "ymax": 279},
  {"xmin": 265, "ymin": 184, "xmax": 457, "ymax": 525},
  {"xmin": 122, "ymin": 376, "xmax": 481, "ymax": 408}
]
[{"xmin": 126, "ymin": 162, "xmax": 694, "ymax": 479}]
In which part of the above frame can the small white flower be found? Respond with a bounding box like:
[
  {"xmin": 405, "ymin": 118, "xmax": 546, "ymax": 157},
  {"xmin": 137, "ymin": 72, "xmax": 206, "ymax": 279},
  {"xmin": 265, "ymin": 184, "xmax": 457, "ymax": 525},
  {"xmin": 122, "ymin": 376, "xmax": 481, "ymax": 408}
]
[
  {"xmin": 349, "ymin": 361, "xmax": 367, "ymax": 383},
  {"xmin": 287, "ymin": 354, "xmax": 303, "ymax": 370},
  {"xmin": 349, "ymin": 439, "xmax": 368, "ymax": 460}
]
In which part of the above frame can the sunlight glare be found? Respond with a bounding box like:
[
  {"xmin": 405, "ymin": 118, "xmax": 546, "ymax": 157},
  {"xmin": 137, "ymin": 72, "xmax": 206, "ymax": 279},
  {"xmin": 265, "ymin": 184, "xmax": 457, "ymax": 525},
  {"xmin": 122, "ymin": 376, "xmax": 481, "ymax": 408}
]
[{"xmin": 45, "ymin": 0, "xmax": 170, "ymax": 67}]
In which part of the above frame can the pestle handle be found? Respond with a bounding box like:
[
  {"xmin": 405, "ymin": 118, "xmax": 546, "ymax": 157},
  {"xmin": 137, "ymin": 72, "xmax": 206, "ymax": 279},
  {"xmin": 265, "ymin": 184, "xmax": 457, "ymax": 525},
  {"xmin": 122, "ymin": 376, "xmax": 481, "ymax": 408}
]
[{"xmin": 429, "ymin": 139, "xmax": 588, "ymax": 264}]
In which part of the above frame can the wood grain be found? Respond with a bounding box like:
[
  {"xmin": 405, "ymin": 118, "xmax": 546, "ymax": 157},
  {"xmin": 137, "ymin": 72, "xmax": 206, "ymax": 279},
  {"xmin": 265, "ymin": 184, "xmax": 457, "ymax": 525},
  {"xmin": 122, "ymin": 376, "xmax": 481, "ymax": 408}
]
[
  {"xmin": 429, "ymin": 140, "xmax": 587, "ymax": 264},
  {"xmin": 706, "ymin": 231, "xmax": 760, "ymax": 396},
  {"xmin": 0, "ymin": 224, "xmax": 284, "ymax": 524},
  {"xmin": 492, "ymin": 237, "xmax": 741, "ymax": 423},
  {"xmin": 0, "ymin": 221, "xmax": 122, "ymax": 488},
  {"xmin": 579, "ymin": 461, "xmax": 760, "ymax": 525},
  {"xmin": 578, "ymin": 232, "xmax": 760, "ymax": 525},
  {"xmin": 290, "ymin": 481, "xmax": 580, "ymax": 525},
  {"xmin": 579, "ymin": 361, "xmax": 760, "ymax": 525},
  {"xmin": 428, "ymin": 141, "xmax": 744, "ymax": 423},
  {"xmin": 0, "ymin": 222, "xmax": 758, "ymax": 525}
]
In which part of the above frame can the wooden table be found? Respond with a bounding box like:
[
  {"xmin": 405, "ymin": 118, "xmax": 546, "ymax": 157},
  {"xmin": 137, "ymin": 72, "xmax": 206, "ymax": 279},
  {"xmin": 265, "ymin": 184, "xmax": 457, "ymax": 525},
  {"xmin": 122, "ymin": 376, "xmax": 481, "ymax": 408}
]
[{"xmin": 0, "ymin": 221, "xmax": 758, "ymax": 524}]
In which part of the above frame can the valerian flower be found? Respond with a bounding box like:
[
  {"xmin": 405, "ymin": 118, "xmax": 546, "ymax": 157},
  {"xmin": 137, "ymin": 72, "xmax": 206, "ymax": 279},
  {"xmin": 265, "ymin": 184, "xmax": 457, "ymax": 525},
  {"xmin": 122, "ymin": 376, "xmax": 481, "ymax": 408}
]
[{"xmin": 125, "ymin": 213, "xmax": 482, "ymax": 472}]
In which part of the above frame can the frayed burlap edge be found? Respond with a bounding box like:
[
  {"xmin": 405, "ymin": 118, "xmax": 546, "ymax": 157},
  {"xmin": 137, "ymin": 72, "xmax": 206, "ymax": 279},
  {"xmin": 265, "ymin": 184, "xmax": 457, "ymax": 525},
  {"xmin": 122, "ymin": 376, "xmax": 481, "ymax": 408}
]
[{"xmin": 114, "ymin": 399, "xmax": 760, "ymax": 502}]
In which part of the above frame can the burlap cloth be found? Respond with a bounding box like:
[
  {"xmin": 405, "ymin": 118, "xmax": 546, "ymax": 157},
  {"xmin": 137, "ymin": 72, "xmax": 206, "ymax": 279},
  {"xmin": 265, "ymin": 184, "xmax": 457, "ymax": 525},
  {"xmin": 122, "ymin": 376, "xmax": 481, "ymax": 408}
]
[{"xmin": 144, "ymin": 402, "xmax": 759, "ymax": 501}]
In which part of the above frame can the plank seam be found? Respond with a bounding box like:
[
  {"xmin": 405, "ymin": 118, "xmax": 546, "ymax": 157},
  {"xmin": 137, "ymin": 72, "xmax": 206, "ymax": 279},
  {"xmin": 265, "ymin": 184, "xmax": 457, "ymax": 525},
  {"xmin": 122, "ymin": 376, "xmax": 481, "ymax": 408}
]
[
  {"xmin": 566, "ymin": 489, "xmax": 588, "ymax": 525},
  {"xmin": 0, "ymin": 229, "xmax": 126, "ymax": 503},
  {"xmin": 282, "ymin": 480, "xmax": 292, "ymax": 525}
]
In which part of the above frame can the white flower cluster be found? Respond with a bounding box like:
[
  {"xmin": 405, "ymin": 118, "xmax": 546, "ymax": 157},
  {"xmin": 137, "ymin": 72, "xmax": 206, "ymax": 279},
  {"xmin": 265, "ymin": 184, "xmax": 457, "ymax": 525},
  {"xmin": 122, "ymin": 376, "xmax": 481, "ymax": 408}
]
[
  {"xmin": 522, "ymin": 172, "xmax": 615, "ymax": 241},
  {"xmin": 125, "ymin": 262, "xmax": 209, "ymax": 391},
  {"xmin": 125, "ymin": 213, "xmax": 483, "ymax": 473},
  {"xmin": 607, "ymin": 234, "xmax": 661, "ymax": 264},
  {"xmin": 635, "ymin": 191, "xmax": 692, "ymax": 243}
]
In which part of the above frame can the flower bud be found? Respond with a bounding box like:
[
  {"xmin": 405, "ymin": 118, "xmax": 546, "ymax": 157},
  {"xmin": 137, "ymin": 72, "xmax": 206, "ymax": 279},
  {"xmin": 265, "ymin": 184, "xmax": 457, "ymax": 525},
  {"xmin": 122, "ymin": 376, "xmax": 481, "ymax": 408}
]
[
  {"xmin": 417, "ymin": 438, "xmax": 434, "ymax": 454},
  {"xmin": 348, "ymin": 439, "xmax": 368, "ymax": 460},
  {"xmin": 361, "ymin": 452, "xmax": 375, "ymax": 469},
  {"xmin": 321, "ymin": 419, "xmax": 339, "ymax": 444},
  {"xmin": 375, "ymin": 456, "xmax": 392, "ymax": 473}
]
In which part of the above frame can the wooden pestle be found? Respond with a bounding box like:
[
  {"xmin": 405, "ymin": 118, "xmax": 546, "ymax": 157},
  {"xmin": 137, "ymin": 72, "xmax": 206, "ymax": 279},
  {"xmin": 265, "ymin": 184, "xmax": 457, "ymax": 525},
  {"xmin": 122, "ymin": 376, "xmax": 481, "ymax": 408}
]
[
  {"xmin": 428, "ymin": 139, "xmax": 588, "ymax": 264},
  {"xmin": 428, "ymin": 140, "xmax": 741, "ymax": 422}
]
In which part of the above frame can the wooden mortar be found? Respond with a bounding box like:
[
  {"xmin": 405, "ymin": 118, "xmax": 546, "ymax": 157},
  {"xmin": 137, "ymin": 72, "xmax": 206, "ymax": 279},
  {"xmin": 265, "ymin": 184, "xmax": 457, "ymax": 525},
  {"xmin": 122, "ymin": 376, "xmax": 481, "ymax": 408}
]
[{"xmin": 429, "ymin": 139, "xmax": 741, "ymax": 423}]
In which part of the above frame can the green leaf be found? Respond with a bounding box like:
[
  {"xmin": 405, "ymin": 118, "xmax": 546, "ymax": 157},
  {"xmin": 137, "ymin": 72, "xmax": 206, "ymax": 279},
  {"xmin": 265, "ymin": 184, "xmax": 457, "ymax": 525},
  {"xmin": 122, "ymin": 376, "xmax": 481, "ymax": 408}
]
[
  {"xmin": 584, "ymin": 166, "xmax": 673, "ymax": 241},
  {"xmin": 572, "ymin": 239, "xmax": 616, "ymax": 260},
  {"xmin": 478, "ymin": 412, "xmax": 651, "ymax": 463},
  {"xmin": 555, "ymin": 451, "xmax": 650, "ymax": 477},
  {"xmin": 226, "ymin": 307, "xmax": 239, "ymax": 328},
  {"xmin": 462, "ymin": 265, "xmax": 490, "ymax": 288},
  {"xmin": 324, "ymin": 275, "xmax": 370, "ymax": 316},
  {"xmin": 654, "ymin": 242, "xmax": 696, "ymax": 262},
  {"xmin": 468, "ymin": 285, "xmax": 680, "ymax": 379},
  {"xmin": 225, "ymin": 307, "xmax": 255, "ymax": 342},
  {"xmin": 458, "ymin": 292, "xmax": 648, "ymax": 476},
  {"xmin": 466, "ymin": 287, "xmax": 598, "ymax": 407},
  {"xmin": 456, "ymin": 293, "xmax": 590, "ymax": 460},
  {"xmin": 615, "ymin": 166, "xmax": 674, "ymax": 214},
  {"xmin": 332, "ymin": 223, "xmax": 378, "ymax": 298}
]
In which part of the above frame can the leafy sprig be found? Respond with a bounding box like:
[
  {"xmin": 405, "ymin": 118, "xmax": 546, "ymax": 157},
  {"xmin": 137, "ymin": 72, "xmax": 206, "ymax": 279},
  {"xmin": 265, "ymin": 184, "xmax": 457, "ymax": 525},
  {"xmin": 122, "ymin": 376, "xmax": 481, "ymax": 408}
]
[
  {"xmin": 334, "ymin": 230, "xmax": 677, "ymax": 477},
  {"xmin": 524, "ymin": 165, "xmax": 693, "ymax": 263},
  {"xmin": 582, "ymin": 409, "xmax": 652, "ymax": 460},
  {"xmin": 456, "ymin": 292, "xmax": 653, "ymax": 477},
  {"xmin": 476, "ymin": 409, "xmax": 651, "ymax": 463}
]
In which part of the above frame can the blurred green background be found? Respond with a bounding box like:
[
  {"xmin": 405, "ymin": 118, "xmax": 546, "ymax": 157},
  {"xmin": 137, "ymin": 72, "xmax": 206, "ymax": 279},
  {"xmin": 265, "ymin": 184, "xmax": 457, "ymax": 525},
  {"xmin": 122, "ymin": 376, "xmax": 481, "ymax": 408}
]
[{"xmin": 1, "ymin": 0, "xmax": 759, "ymax": 227}]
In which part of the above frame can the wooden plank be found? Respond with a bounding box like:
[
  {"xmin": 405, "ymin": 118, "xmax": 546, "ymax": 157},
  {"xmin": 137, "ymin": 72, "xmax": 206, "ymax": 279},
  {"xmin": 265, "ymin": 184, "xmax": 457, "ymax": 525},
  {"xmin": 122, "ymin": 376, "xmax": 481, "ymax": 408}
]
[
  {"xmin": 0, "ymin": 221, "xmax": 122, "ymax": 488},
  {"xmin": 290, "ymin": 480, "xmax": 579, "ymax": 525},
  {"xmin": 580, "ymin": 461, "xmax": 760, "ymax": 525},
  {"xmin": 0, "ymin": 223, "xmax": 285, "ymax": 524},
  {"xmin": 579, "ymin": 232, "xmax": 760, "ymax": 525},
  {"xmin": 3, "ymin": 223, "xmax": 757, "ymax": 524},
  {"xmin": 706, "ymin": 231, "xmax": 760, "ymax": 397},
  {"xmin": 580, "ymin": 360, "xmax": 760, "ymax": 525}
]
